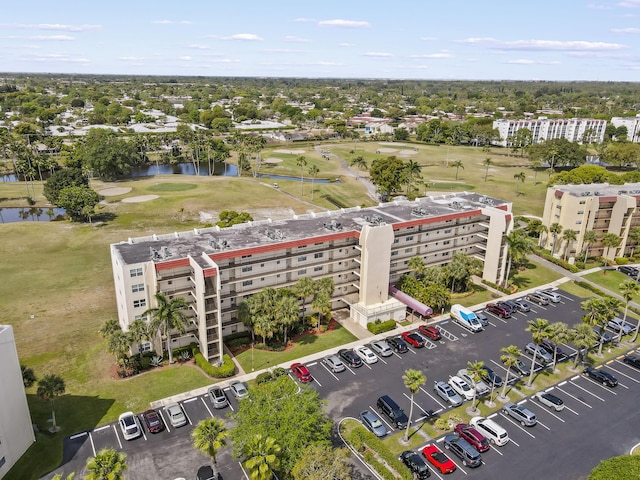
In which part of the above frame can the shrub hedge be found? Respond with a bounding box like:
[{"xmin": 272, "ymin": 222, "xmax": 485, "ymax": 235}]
[
  {"xmin": 192, "ymin": 346, "xmax": 236, "ymax": 378},
  {"xmin": 536, "ymin": 249, "xmax": 580, "ymax": 273},
  {"xmin": 366, "ymin": 319, "xmax": 397, "ymax": 334}
]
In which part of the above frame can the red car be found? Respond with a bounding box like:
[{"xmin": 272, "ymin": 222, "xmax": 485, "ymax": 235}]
[
  {"xmin": 142, "ymin": 409, "xmax": 165, "ymax": 433},
  {"xmin": 401, "ymin": 331, "xmax": 426, "ymax": 348},
  {"xmin": 454, "ymin": 423, "xmax": 490, "ymax": 453},
  {"xmin": 485, "ymin": 303, "xmax": 511, "ymax": 318},
  {"xmin": 290, "ymin": 363, "xmax": 313, "ymax": 383},
  {"xmin": 418, "ymin": 325, "xmax": 442, "ymax": 341},
  {"xmin": 422, "ymin": 444, "xmax": 456, "ymax": 474}
]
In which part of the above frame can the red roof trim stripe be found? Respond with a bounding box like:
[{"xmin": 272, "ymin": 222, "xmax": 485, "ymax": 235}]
[{"xmin": 155, "ymin": 258, "xmax": 190, "ymax": 271}]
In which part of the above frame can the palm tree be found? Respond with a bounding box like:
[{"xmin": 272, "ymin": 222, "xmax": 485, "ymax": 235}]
[
  {"xmin": 562, "ymin": 229, "xmax": 578, "ymax": 261},
  {"xmin": 548, "ymin": 322, "xmax": 570, "ymax": 372},
  {"xmin": 85, "ymin": 448, "xmax": 127, "ymax": 480},
  {"xmin": 22, "ymin": 364, "xmax": 37, "ymax": 388},
  {"xmin": 483, "ymin": 158, "xmax": 493, "ymax": 182},
  {"xmin": 549, "ymin": 223, "xmax": 563, "ymax": 256},
  {"xmin": 311, "ymin": 290, "xmax": 331, "ymax": 333},
  {"xmin": 499, "ymin": 345, "xmax": 522, "ymax": 400},
  {"xmin": 451, "ymin": 160, "xmax": 464, "ymax": 181},
  {"xmin": 601, "ymin": 232, "xmax": 621, "ymax": 261},
  {"xmin": 525, "ymin": 318, "xmax": 551, "ymax": 387},
  {"xmin": 275, "ymin": 294, "xmax": 299, "ymax": 344},
  {"xmin": 620, "ymin": 280, "xmax": 640, "ymax": 342},
  {"xmin": 99, "ymin": 318, "xmax": 121, "ymax": 338},
  {"xmin": 407, "ymin": 256, "xmax": 426, "ymax": 278},
  {"xmin": 37, "ymin": 374, "xmax": 65, "ymax": 432},
  {"xmin": 402, "ymin": 369, "xmax": 427, "ymax": 442},
  {"xmin": 350, "ymin": 155, "xmax": 367, "ymax": 170},
  {"xmin": 466, "ymin": 360, "xmax": 485, "ymax": 413},
  {"xmin": 581, "ymin": 298, "xmax": 618, "ymax": 356},
  {"xmin": 627, "ymin": 226, "xmax": 640, "ymax": 257},
  {"xmin": 143, "ymin": 292, "xmax": 190, "ymax": 364},
  {"xmin": 52, "ymin": 473, "xmax": 76, "ymax": 480},
  {"xmin": 571, "ymin": 323, "xmax": 598, "ymax": 368},
  {"xmin": 513, "ymin": 171, "xmax": 526, "ymax": 194},
  {"xmin": 531, "ymin": 158, "xmax": 542, "ymax": 185},
  {"xmin": 242, "ymin": 433, "xmax": 281, "ymax": 480},
  {"xmin": 583, "ymin": 230, "xmax": 598, "ymax": 263},
  {"xmin": 128, "ymin": 318, "xmax": 150, "ymax": 354},
  {"xmin": 191, "ymin": 418, "xmax": 229, "ymax": 479},
  {"xmin": 404, "ymin": 159, "xmax": 423, "ymax": 195},
  {"xmin": 293, "ymin": 277, "xmax": 316, "ymax": 323},
  {"xmin": 308, "ymin": 164, "xmax": 319, "ymax": 200},
  {"xmin": 296, "ymin": 155, "xmax": 307, "ymax": 196},
  {"xmin": 503, "ymin": 230, "xmax": 533, "ymax": 287},
  {"xmin": 107, "ymin": 329, "xmax": 132, "ymax": 362}
]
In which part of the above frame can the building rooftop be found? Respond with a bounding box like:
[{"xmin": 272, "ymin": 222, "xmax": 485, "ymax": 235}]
[
  {"xmin": 553, "ymin": 182, "xmax": 640, "ymax": 197},
  {"xmin": 112, "ymin": 192, "xmax": 509, "ymax": 266}
]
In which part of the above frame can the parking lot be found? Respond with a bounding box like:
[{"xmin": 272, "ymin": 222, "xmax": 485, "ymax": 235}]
[{"xmin": 51, "ymin": 289, "xmax": 640, "ymax": 480}]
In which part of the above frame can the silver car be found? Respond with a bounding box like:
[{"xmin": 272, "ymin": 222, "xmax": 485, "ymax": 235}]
[
  {"xmin": 534, "ymin": 391, "xmax": 564, "ymax": 412},
  {"xmin": 608, "ymin": 317, "xmax": 633, "ymax": 335},
  {"xmin": 434, "ymin": 380, "xmax": 463, "ymax": 406},
  {"xmin": 503, "ymin": 402, "xmax": 537, "ymax": 427},
  {"xmin": 207, "ymin": 385, "xmax": 228, "ymax": 409},
  {"xmin": 525, "ymin": 342, "xmax": 553, "ymax": 364},
  {"xmin": 359, "ymin": 410, "xmax": 387, "ymax": 437},
  {"xmin": 165, "ymin": 402, "xmax": 187, "ymax": 428},
  {"xmin": 457, "ymin": 368, "xmax": 490, "ymax": 396},
  {"xmin": 229, "ymin": 380, "xmax": 249, "ymax": 399},
  {"xmin": 323, "ymin": 354, "xmax": 346, "ymax": 373},
  {"xmin": 369, "ymin": 339, "xmax": 393, "ymax": 357}
]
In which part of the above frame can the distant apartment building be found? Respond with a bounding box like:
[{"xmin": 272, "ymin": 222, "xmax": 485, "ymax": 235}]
[
  {"xmin": 0, "ymin": 326, "xmax": 35, "ymax": 479},
  {"xmin": 493, "ymin": 118, "xmax": 607, "ymax": 146},
  {"xmin": 111, "ymin": 193, "xmax": 513, "ymax": 364},
  {"xmin": 610, "ymin": 115, "xmax": 640, "ymax": 143},
  {"xmin": 541, "ymin": 183, "xmax": 640, "ymax": 260}
]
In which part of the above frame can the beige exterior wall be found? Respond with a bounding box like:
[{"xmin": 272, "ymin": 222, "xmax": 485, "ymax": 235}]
[
  {"xmin": 359, "ymin": 224, "xmax": 394, "ymax": 305},
  {"xmin": 0, "ymin": 326, "xmax": 35, "ymax": 479}
]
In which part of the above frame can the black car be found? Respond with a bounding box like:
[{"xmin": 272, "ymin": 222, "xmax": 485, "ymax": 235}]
[
  {"xmin": 500, "ymin": 300, "xmax": 517, "ymax": 314},
  {"xmin": 480, "ymin": 366, "xmax": 503, "ymax": 387},
  {"xmin": 623, "ymin": 355, "xmax": 640, "ymax": 369},
  {"xmin": 338, "ymin": 348, "xmax": 363, "ymax": 368},
  {"xmin": 619, "ymin": 265, "xmax": 639, "ymax": 277},
  {"xmin": 387, "ymin": 336, "xmax": 409, "ymax": 353},
  {"xmin": 505, "ymin": 357, "xmax": 530, "ymax": 377},
  {"xmin": 583, "ymin": 367, "xmax": 618, "ymax": 387},
  {"xmin": 540, "ymin": 339, "xmax": 565, "ymax": 358},
  {"xmin": 399, "ymin": 450, "xmax": 431, "ymax": 479},
  {"xmin": 196, "ymin": 465, "xmax": 217, "ymax": 480}
]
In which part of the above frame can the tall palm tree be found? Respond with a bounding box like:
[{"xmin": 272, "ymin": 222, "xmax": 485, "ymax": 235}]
[
  {"xmin": 404, "ymin": 159, "xmax": 422, "ymax": 195},
  {"xmin": 451, "ymin": 160, "xmax": 464, "ymax": 180},
  {"xmin": 526, "ymin": 318, "xmax": 551, "ymax": 387},
  {"xmin": 620, "ymin": 280, "xmax": 640, "ymax": 342},
  {"xmin": 513, "ymin": 171, "xmax": 526, "ymax": 194},
  {"xmin": 627, "ymin": 226, "xmax": 640, "ymax": 257},
  {"xmin": 349, "ymin": 155, "xmax": 367, "ymax": 170},
  {"xmin": 242, "ymin": 433, "xmax": 281, "ymax": 480},
  {"xmin": 562, "ymin": 229, "xmax": 578, "ymax": 261},
  {"xmin": 549, "ymin": 223, "xmax": 563, "ymax": 256},
  {"xmin": 466, "ymin": 360, "xmax": 485, "ymax": 414},
  {"xmin": 37, "ymin": 374, "xmax": 66, "ymax": 432},
  {"xmin": 128, "ymin": 318, "xmax": 150, "ymax": 354},
  {"xmin": 143, "ymin": 292, "xmax": 190, "ymax": 364},
  {"xmin": 85, "ymin": 448, "xmax": 127, "ymax": 480},
  {"xmin": 191, "ymin": 418, "xmax": 229, "ymax": 479},
  {"xmin": 503, "ymin": 230, "xmax": 533, "ymax": 286},
  {"xmin": 571, "ymin": 323, "xmax": 598, "ymax": 368},
  {"xmin": 21, "ymin": 364, "xmax": 36, "ymax": 388},
  {"xmin": 311, "ymin": 290, "xmax": 332, "ymax": 333},
  {"xmin": 407, "ymin": 256, "xmax": 426, "ymax": 278},
  {"xmin": 99, "ymin": 318, "xmax": 121, "ymax": 338},
  {"xmin": 275, "ymin": 293, "xmax": 299, "ymax": 344},
  {"xmin": 583, "ymin": 230, "xmax": 598, "ymax": 263},
  {"xmin": 402, "ymin": 369, "xmax": 427, "ymax": 442},
  {"xmin": 581, "ymin": 298, "xmax": 618, "ymax": 356},
  {"xmin": 499, "ymin": 345, "xmax": 522, "ymax": 400},
  {"xmin": 548, "ymin": 322, "xmax": 570, "ymax": 372},
  {"xmin": 107, "ymin": 330, "xmax": 132, "ymax": 362},
  {"xmin": 308, "ymin": 164, "xmax": 320, "ymax": 200},
  {"xmin": 296, "ymin": 155, "xmax": 307, "ymax": 196},
  {"xmin": 293, "ymin": 276, "xmax": 316, "ymax": 323},
  {"xmin": 601, "ymin": 232, "xmax": 621, "ymax": 261},
  {"xmin": 483, "ymin": 158, "xmax": 493, "ymax": 182}
]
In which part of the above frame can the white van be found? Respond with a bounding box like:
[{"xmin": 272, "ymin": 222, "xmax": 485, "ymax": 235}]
[
  {"xmin": 536, "ymin": 289, "xmax": 561, "ymax": 303},
  {"xmin": 470, "ymin": 416, "xmax": 509, "ymax": 446},
  {"xmin": 450, "ymin": 304, "xmax": 483, "ymax": 332}
]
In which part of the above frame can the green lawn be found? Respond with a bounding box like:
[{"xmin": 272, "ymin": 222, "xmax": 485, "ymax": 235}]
[
  {"xmin": 509, "ymin": 259, "xmax": 564, "ymax": 291},
  {"xmin": 453, "ymin": 284, "xmax": 497, "ymax": 308},
  {"xmin": 559, "ymin": 281, "xmax": 599, "ymax": 299},
  {"xmin": 583, "ymin": 270, "xmax": 640, "ymax": 302}
]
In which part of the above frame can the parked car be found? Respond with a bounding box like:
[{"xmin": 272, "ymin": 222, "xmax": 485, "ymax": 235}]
[
  {"xmin": 485, "ymin": 303, "xmax": 511, "ymax": 318},
  {"xmin": 141, "ymin": 409, "xmax": 165, "ymax": 433},
  {"xmin": 480, "ymin": 366, "xmax": 504, "ymax": 387},
  {"xmin": 290, "ymin": 362, "xmax": 313, "ymax": 382},
  {"xmin": 454, "ymin": 423, "xmax": 490, "ymax": 453},
  {"xmin": 359, "ymin": 410, "xmax": 387, "ymax": 437},
  {"xmin": 229, "ymin": 380, "xmax": 249, "ymax": 399},
  {"xmin": 377, "ymin": 395, "xmax": 408, "ymax": 429},
  {"xmin": 498, "ymin": 301, "xmax": 516, "ymax": 315},
  {"xmin": 536, "ymin": 289, "xmax": 561, "ymax": 303},
  {"xmin": 475, "ymin": 311, "xmax": 489, "ymax": 326},
  {"xmin": 338, "ymin": 348, "xmax": 363, "ymax": 368},
  {"xmin": 540, "ymin": 339, "xmax": 565, "ymax": 358},
  {"xmin": 402, "ymin": 331, "xmax": 426, "ymax": 348},
  {"xmin": 443, "ymin": 434, "xmax": 482, "ymax": 468},
  {"xmin": 514, "ymin": 298, "xmax": 531, "ymax": 312},
  {"xmin": 623, "ymin": 355, "xmax": 640, "ymax": 369},
  {"xmin": 354, "ymin": 345, "xmax": 379, "ymax": 364},
  {"xmin": 118, "ymin": 411, "xmax": 142, "ymax": 440},
  {"xmin": 369, "ymin": 339, "xmax": 393, "ymax": 357},
  {"xmin": 608, "ymin": 317, "xmax": 633, "ymax": 335},
  {"xmin": 323, "ymin": 354, "xmax": 346, "ymax": 373},
  {"xmin": 399, "ymin": 450, "xmax": 431, "ymax": 479},
  {"xmin": 534, "ymin": 391, "xmax": 564, "ymax": 411},
  {"xmin": 165, "ymin": 402, "xmax": 188, "ymax": 428},
  {"xmin": 207, "ymin": 386, "xmax": 228, "ymax": 409},
  {"xmin": 583, "ymin": 367, "xmax": 617, "ymax": 387},
  {"xmin": 457, "ymin": 368, "xmax": 490, "ymax": 396},
  {"xmin": 434, "ymin": 380, "xmax": 463, "ymax": 406},
  {"xmin": 504, "ymin": 357, "xmax": 530, "ymax": 377},
  {"xmin": 418, "ymin": 324, "xmax": 442, "ymax": 341},
  {"xmin": 448, "ymin": 375, "xmax": 475, "ymax": 401},
  {"xmin": 387, "ymin": 336, "xmax": 409, "ymax": 353},
  {"xmin": 502, "ymin": 402, "xmax": 537, "ymax": 426},
  {"xmin": 421, "ymin": 444, "xmax": 456, "ymax": 474},
  {"xmin": 469, "ymin": 416, "xmax": 510, "ymax": 446},
  {"xmin": 526, "ymin": 292, "xmax": 550, "ymax": 306},
  {"xmin": 196, "ymin": 465, "xmax": 216, "ymax": 480},
  {"xmin": 592, "ymin": 327, "xmax": 612, "ymax": 344},
  {"xmin": 525, "ymin": 342, "xmax": 553, "ymax": 364},
  {"xmin": 619, "ymin": 265, "xmax": 639, "ymax": 277}
]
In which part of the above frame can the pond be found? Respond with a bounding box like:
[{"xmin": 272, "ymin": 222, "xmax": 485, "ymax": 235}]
[
  {"xmin": 257, "ymin": 173, "xmax": 341, "ymax": 184},
  {"xmin": 0, "ymin": 207, "xmax": 66, "ymax": 223},
  {"xmin": 127, "ymin": 161, "xmax": 238, "ymax": 178}
]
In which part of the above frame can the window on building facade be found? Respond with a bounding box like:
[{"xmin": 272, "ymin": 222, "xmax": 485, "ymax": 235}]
[
  {"xmin": 444, "ymin": 229, "xmax": 452, "ymax": 233},
  {"xmin": 298, "ymin": 255, "xmax": 307, "ymax": 262},
  {"xmin": 391, "ymin": 251, "xmax": 398, "ymax": 256},
  {"xmin": 404, "ymin": 248, "xmax": 412, "ymax": 253},
  {"xmin": 314, "ymin": 266, "xmax": 323, "ymax": 272},
  {"xmin": 242, "ymin": 266, "xmax": 252, "ymax": 272},
  {"xmin": 406, "ymin": 236, "xmax": 414, "ymax": 241},
  {"xmin": 132, "ymin": 283, "xmax": 145, "ymax": 293},
  {"xmin": 140, "ymin": 342, "xmax": 152, "ymax": 352},
  {"xmin": 242, "ymin": 254, "xmax": 252, "ymax": 258},
  {"xmin": 298, "ymin": 269, "xmax": 307, "ymax": 275},
  {"xmin": 242, "ymin": 280, "xmax": 253, "ymax": 287},
  {"xmin": 130, "ymin": 267, "xmax": 143, "ymax": 277},
  {"xmin": 314, "ymin": 252, "xmax": 323, "ymax": 259},
  {"xmin": 134, "ymin": 314, "xmax": 145, "ymax": 320},
  {"xmin": 133, "ymin": 299, "xmax": 146, "ymax": 308}
]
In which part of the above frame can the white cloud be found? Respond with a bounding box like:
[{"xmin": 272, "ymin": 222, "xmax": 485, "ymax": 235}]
[
  {"xmin": 611, "ymin": 27, "xmax": 640, "ymax": 33},
  {"xmin": 618, "ymin": 0, "xmax": 640, "ymax": 7},
  {"xmin": 363, "ymin": 52, "xmax": 393, "ymax": 57},
  {"xmin": 14, "ymin": 35, "xmax": 75, "ymax": 41},
  {"xmin": 294, "ymin": 18, "xmax": 316, "ymax": 23},
  {"xmin": 284, "ymin": 35, "xmax": 311, "ymax": 43},
  {"xmin": 506, "ymin": 59, "xmax": 561, "ymax": 65},
  {"xmin": 2, "ymin": 23, "xmax": 101, "ymax": 32},
  {"xmin": 20, "ymin": 53, "xmax": 90, "ymax": 63},
  {"xmin": 263, "ymin": 48, "xmax": 303, "ymax": 54},
  {"xmin": 120, "ymin": 56, "xmax": 145, "ymax": 61},
  {"xmin": 153, "ymin": 20, "xmax": 192, "ymax": 25},
  {"xmin": 338, "ymin": 42, "xmax": 355, "ymax": 47},
  {"xmin": 587, "ymin": 3, "xmax": 612, "ymax": 9},
  {"xmin": 409, "ymin": 52, "xmax": 453, "ymax": 59},
  {"xmin": 459, "ymin": 37, "xmax": 628, "ymax": 51},
  {"xmin": 224, "ymin": 33, "xmax": 263, "ymax": 41},
  {"xmin": 152, "ymin": 20, "xmax": 173, "ymax": 24},
  {"xmin": 185, "ymin": 44, "xmax": 212, "ymax": 50},
  {"xmin": 318, "ymin": 19, "xmax": 370, "ymax": 28},
  {"xmin": 307, "ymin": 61, "xmax": 342, "ymax": 66},
  {"xmin": 179, "ymin": 56, "xmax": 192, "ymax": 61}
]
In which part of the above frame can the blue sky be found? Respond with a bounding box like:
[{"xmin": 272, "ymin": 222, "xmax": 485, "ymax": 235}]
[{"xmin": 2, "ymin": 1, "xmax": 640, "ymax": 81}]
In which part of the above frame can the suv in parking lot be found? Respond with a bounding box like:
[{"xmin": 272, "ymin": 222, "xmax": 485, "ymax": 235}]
[
  {"xmin": 323, "ymin": 354, "xmax": 346, "ymax": 373},
  {"xmin": 583, "ymin": 367, "xmax": 617, "ymax": 387},
  {"xmin": 457, "ymin": 368, "xmax": 490, "ymax": 396},
  {"xmin": 165, "ymin": 403, "xmax": 188, "ymax": 428},
  {"xmin": 443, "ymin": 434, "xmax": 482, "ymax": 468},
  {"xmin": 369, "ymin": 339, "xmax": 393, "ymax": 357},
  {"xmin": 386, "ymin": 336, "xmax": 409, "ymax": 353},
  {"xmin": 525, "ymin": 342, "xmax": 553, "ymax": 364},
  {"xmin": 536, "ymin": 289, "xmax": 561, "ymax": 303},
  {"xmin": 207, "ymin": 386, "xmax": 228, "ymax": 409},
  {"xmin": 486, "ymin": 303, "xmax": 511, "ymax": 318},
  {"xmin": 514, "ymin": 298, "xmax": 531, "ymax": 312},
  {"xmin": 454, "ymin": 423, "xmax": 490, "ymax": 452},
  {"xmin": 498, "ymin": 301, "xmax": 516, "ymax": 315},
  {"xmin": 526, "ymin": 292, "xmax": 550, "ymax": 306},
  {"xmin": 619, "ymin": 265, "xmax": 639, "ymax": 277},
  {"xmin": 502, "ymin": 402, "xmax": 537, "ymax": 426},
  {"xmin": 402, "ymin": 331, "xmax": 426, "ymax": 348},
  {"xmin": 434, "ymin": 381, "xmax": 463, "ymax": 406},
  {"xmin": 480, "ymin": 365, "xmax": 503, "ymax": 387},
  {"xmin": 399, "ymin": 450, "xmax": 431, "ymax": 479},
  {"xmin": 534, "ymin": 391, "xmax": 564, "ymax": 411},
  {"xmin": 470, "ymin": 416, "xmax": 509, "ymax": 446},
  {"xmin": 377, "ymin": 395, "xmax": 408, "ymax": 429},
  {"xmin": 338, "ymin": 348, "xmax": 363, "ymax": 368}
]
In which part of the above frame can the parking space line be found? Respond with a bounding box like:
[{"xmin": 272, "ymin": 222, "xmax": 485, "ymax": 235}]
[
  {"xmin": 499, "ymin": 413, "xmax": 536, "ymax": 438},
  {"xmin": 238, "ymin": 461, "xmax": 250, "ymax": 480},
  {"xmin": 94, "ymin": 425, "xmax": 110, "ymax": 432},
  {"xmin": 487, "ymin": 313, "xmax": 508, "ymax": 324},
  {"xmin": 488, "ymin": 321, "xmax": 498, "ymax": 328},
  {"xmin": 201, "ymin": 397, "xmax": 214, "ymax": 418},
  {"xmin": 536, "ymin": 419, "xmax": 551, "ymax": 431},
  {"xmin": 392, "ymin": 351, "xmax": 403, "ymax": 359},
  {"xmin": 559, "ymin": 294, "xmax": 574, "ymax": 302},
  {"xmin": 374, "ymin": 354, "xmax": 389, "ymax": 365},
  {"xmin": 420, "ymin": 386, "xmax": 446, "ymax": 409},
  {"xmin": 443, "ymin": 454, "xmax": 467, "ymax": 475},
  {"xmin": 113, "ymin": 424, "xmax": 123, "ymax": 449},
  {"xmin": 609, "ymin": 363, "xmax": 640, "ymax": 383},
  {"xmin": 137, "ymin": 415, "xmax": 148, "ymax": 441},
  {"xmin": 561, "ymin": 343, "xmax": 578, "ymax": 355},
  {"xmin": 403, "ymin": 392, "xmax": 430, "ymax": 418},
  {"xmin": 314, "ymin": 376, "xmax": 323, "ymax": 387},
  {"xmin": 509, "ymin": 438, "xmax": 520, "ymax": 447},
  {"xmin": 436, "ymin": 326, "xmax": 458, "ymax": 341},
  {"xmin": 88, "ymin": 431, "xmax": 96, "ymax": 456},
  {"xmin": 571, "ymin": 380, "xmax": 607, "ymax": 401},
  {"xmin": 407, "ymin": 347, "xmax": 418, "ymax": 355},
  {"xmin": 307, "ymin": 361, "xmax": 317, "ymax": 366},
  {"xmin": 426, "ymin": 464, "xmax": 445, "ymax": 480},
  {"xmin": 320, "ymin": 362, "xmax": 341, "ymax": 380},
  {"xmin": 490, "ymin": 444, "xmax": 504, "ymax": 455},
  {"xmin": 159, "ymin": 410, "xmax": 171, "ymax": 432},
  {"xmin": 182, "ymin": 405, "xmax": 193, "ymax": 426},
  {"xmin": 369, "ymin": 405, "xmax": 394, "ymax": 431},
  {"xmin": 555, "ymin": 386, "xmax": 592, "ymax": 409},
  {"xmin": 183, "ymin": 397, "xmax": 198, "ymax": 404},
  {"xmin": 533, "ymin": 401, "xmax": 565, "ymax": 422},
  {"xmin": 70, "ymin": 432, "xmax": 87, "ymax": 440}
]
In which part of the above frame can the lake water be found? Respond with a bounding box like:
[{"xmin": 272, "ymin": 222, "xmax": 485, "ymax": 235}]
[{"xmin": 0, "ymin": 207, "xmax": 66, "ymax": 223}]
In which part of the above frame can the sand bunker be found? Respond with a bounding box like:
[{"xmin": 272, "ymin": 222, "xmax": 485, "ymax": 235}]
[
  {"xmin": 399, "ymin": 149, "xmax": 418, "ymax": 155},
  {"xmin": 263, "ymin": 158, "xmax": 284, "ymax": 164},
  {"xmin": 273, "ymin": 149, "xmax": 306, "ymax": 154},
  {"xmin": 376, "ymin": 148, "xmax": 397, "ymax": 154},
  {"xmin": 121, "ymin": 195, "xmax": 159, "ymax": 203},
  {"xmin": 378, "ymin": 142, "xmax": 407, "ymax": 146},
  {"xmin": 98, "ymin": 187, "xmax": 132, "ymax": 196}
]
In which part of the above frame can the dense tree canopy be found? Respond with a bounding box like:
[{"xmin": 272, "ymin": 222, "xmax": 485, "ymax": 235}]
[
  {"xmin": 527, "ymin": 138, "xmax": 588, "ymax": 168},
  {"xmin": 73, "ymin": 129, "xmax": 142, "ymax": 178},
  {"xmin": 56, "ymin": 185, "xmax": 100, "ymax": 222},
  {"xmin": 589, "ymin": 455, "xmax": 640, "ymax": 480},
  {"xmin": 43, "ymin": 168, "xmax": 88, "ymax": 204},
  {"xmin": 369, "ymin": 156, "xmax": 408, "ymax": 197},
  {"xmin": 216, "ymin": 210, "xmax": 254, "ymax": 228}
]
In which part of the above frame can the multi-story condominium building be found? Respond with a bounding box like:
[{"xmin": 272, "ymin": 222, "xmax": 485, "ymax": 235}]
[
  {"xmin": 493, "ymin": 118, "xmax": 607, "ymax": 146},
  {"xmin": 111, "ymin": 193, "xmax": 513, "ymax": 364},
  {"xmin": 541, "ymin": 183, "xmax": 640, "ymax": 260},
  {"xmin": 610, "ymin": 115, "xmax": 640, "ymax": 143},
  {"xmin": 0, "ymin": 325, "xmax": 35, "ymax": 479}
]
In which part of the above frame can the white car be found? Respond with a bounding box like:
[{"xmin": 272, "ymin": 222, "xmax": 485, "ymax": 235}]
[
  {"xmin": 448, "ymin": 375, "xmax": 475, "ymax": 401},
  {"xmin": 457, "ymin": 368, "xmax": 490, "ymax": 396},
  {"xmin": 165, "ymin": 402, "xmax": 188, "ymax": 428},
  {"xmin": 608, "ymin": 317, "xmax": 634, "ymax": 335},
  {"xmin": 118, "ymin": 411, "xmax": 142, "ymax": 440},
  {"xmin": 354, "ymin": 345, "xmax": 378, "ymax": 364}
]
